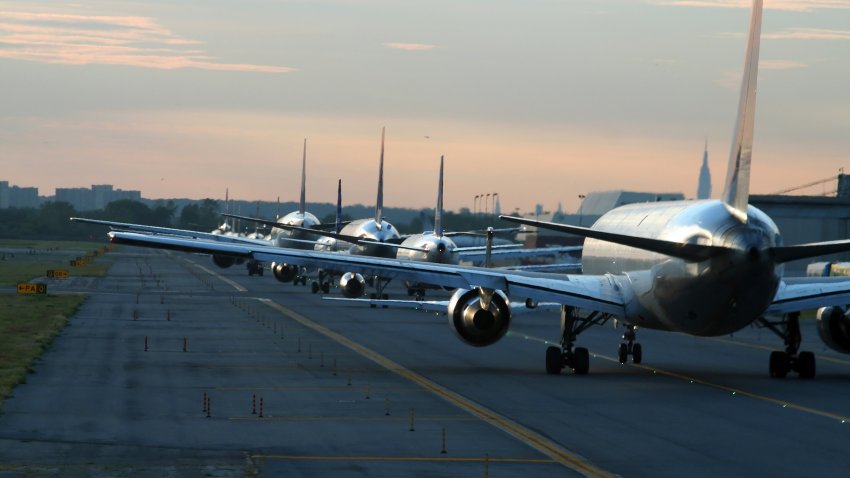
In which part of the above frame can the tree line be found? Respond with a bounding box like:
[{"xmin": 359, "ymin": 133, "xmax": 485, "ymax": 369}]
[{"xmin": 0, "ymin": 199, "xmax": 517, "ymax": 242}]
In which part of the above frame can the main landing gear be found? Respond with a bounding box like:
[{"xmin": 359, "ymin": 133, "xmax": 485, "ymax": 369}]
[
  {"xmin": 310, "ymin": 270, "xmax": 331, "ymax": 294},
  {"xmin": 757, "ymin": 312, "xmax": 815, "ymax": 379},
  {"xmin": 618, "ymin": 324, "xmax": 642, "ymax": 365},
  {"xmin": 369, "ymin": 277, "xmax": 391, "ymax": 308},
  {"xmin": 546, "ymin": 306, "xmax": 611, "ymax": 375}
]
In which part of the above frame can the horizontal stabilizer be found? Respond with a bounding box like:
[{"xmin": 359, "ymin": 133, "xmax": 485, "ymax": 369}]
[
  {"xmin": 223, "ymin": 213, "xmax": 348, "ymax": 231},
  {"xmin": 771, "ymin": 239, "xmax": 850, "ymax": 264},
  {"xmin": 500, "ymin": 215, "xmax": 727, "ymax": 262}
]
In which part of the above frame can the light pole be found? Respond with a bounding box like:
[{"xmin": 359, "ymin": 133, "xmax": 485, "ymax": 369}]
[
  {"xmin": 474, "ymin": 195, "xmax": 479, "ymax": 215},
  {"xmin": 492, "ymin": 193, "xmax": 498, "ymax": 216},
  {"xmin": 485, "ymin": 193, "xmax": 491, "ymax": 215},
  {"xmin": 577, "ymin": 194, "xmax": 586, "ymax": 226}
]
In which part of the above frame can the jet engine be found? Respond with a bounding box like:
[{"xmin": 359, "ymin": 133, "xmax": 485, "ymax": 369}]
[
  {"xmin": 447, "ymin": 288, "xmax": 512, "ymax": 347},
  {"xmin": 816, "ymin": 306, "xmax": 850, "ymax": 353},
  {"xmin": 272, "ymin": 263, "xmax": 298, "ymax": 283},
  {"xmin": 339, "ymin": 272, "xmax": 366, "ymax": 298},
  {"xmin": 212, "ymin": 255, "xmax": 237, "ymax": 268}
]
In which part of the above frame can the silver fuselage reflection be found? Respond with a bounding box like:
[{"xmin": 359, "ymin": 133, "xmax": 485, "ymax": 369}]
[
  {"xmin": 582, "ymin": 200, "xmax": 782, "ymax": 336},
  {"xmin": 315, "ymin": 218, "xmax": 400, "ymax": 258},
  {"xmin": 271, "ymin": 211, "xmax": 321, "ymax": 250},
  {"xmin": 397, "ymin": 232, "xmax": 460, "ymax": 290}
]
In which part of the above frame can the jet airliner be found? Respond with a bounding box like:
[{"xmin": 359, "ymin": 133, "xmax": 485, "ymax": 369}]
[{"xmin": 89, "ymin": 0, "xmax": 850, "ymax": 378}]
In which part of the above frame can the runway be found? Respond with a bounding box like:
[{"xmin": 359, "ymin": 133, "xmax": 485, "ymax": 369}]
[{"xmin": 1, "ymin": 248, "xmax": 849, "ymax": 477}]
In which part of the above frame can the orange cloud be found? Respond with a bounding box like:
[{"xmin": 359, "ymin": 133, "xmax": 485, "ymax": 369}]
[{"xmin": 0, "ymin": 10, "xmax": 293, "ymax": 72}]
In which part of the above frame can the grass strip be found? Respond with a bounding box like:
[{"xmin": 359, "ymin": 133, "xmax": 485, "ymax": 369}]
[{"xmin": 0, "ymin": 294, "xmax": 87, "ymax": 410}]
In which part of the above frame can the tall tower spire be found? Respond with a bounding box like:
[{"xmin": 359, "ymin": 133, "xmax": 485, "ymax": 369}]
[{"xmin": 697, "ymin": 140, "xmax": 712, "ymax": 200}]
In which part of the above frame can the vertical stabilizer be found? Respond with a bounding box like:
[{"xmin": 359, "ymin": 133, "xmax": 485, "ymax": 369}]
[
  {"xmin": 299, "ymin": 138, "xmax": 307, "ymax": 215},
  {"xmin": 434, "ymin": 155, "xmax": 444, "ymax": 238},
  {"xmin": 374, "ymin": 127, "xmax": 385, "ymax": 229},
  {"xmin": 336, "ymin": 179, "xmax": 343, "ymax": 234},
  {"xmin": 722, "ymin": 0, "xmax": 762, "ymax": 222}
]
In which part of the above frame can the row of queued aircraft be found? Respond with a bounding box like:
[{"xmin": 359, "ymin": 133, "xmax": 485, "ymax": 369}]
[
  {"xmin": 73, "ymin": 129, "xmax": 580, "ymax": 301},
  {"xmin": 72, "ymin": 0, "xmax": 850, "ymax": 379}
]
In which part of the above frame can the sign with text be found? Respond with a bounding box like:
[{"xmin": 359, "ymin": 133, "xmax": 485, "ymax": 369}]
[
  {"xmin": 47, "ymin": 269, "xmax": 70, "ymax": 279},
  {"xmin": 17, "ymin": 283, "xmax": 47, "ymax": 295}
]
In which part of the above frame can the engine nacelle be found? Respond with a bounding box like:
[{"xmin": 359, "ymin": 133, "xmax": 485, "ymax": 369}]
[
  {"xmin": 272, "ymin": 263, "xmax": 298, "ymax": 283},
  {"xmin": 447, "ymin": 288, "xmax": 512, "ymax": 347},
  {"xmin": 212, "ymin": 255, "xmax": 236, "ymax": 268},
  {"xmin": 339, "ymin": 272, "xmax": 366, "ymax": 298},
  {"xmin": 816, "ymin": 306, "xmax": 850, "ymax": 353}
]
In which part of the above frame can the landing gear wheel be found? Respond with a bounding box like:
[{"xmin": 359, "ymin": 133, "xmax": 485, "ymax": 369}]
[
  {"xmin": 797, "ymin": 351, "xmax": 816, "ymax": 379},
  {"xmin": 381, "ymin": 293, "xmax": 389, "ymax": 308},
  {"xmin": 631, "ymin": 343, "xmax": 643, "ymax": 364},
  {"xmin": 321, "ymin": 282, "xmax": 330, "ymax": 294},
  {"xmin": 769, "ymin": 351, "xmax": 789, "ymax": 378},
  {"xmin": 572, "ymin": 347, "xmax": 589, "ymax": 375},
  {"xmin": 618, "ymin": 343, "xmax": 628, "ymax": 364},
  {"xmin": 311, "ymin": 281, "xmax": 320, "ymax": 294},
  {"xmin": 546, "ymin": 346, "xmax": 563, "ymax": 375},
  {"xmin": 414, "ymin": 291, "xmax": 424, "ymax": 301},
  {"xmin": 369, "ymin": 293, "xmax": 377, "ymax": 309}
]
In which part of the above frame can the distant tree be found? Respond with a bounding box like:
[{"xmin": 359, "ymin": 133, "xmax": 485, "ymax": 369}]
[
  {"xmin": 319, "ymin": 212, "xmax": 353, "ymax": 230},
  {"xmin": 151, "ymin": 201, "xmax": 177, "ymax": 227},
  {"xmin": 100, "ymin": 199, "xmax": 156, "ymax": 224},
  {"xmin": 178, "ymin": 199, "xmax": 220, "ymax": 231}
]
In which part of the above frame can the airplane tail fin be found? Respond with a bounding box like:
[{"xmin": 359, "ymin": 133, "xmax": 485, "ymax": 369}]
[
  {"xmin": 374, "ymin": 127, "xmax": 385, "ymax": 229},
  {"xmin": 336, "ymin": 179, "xmax": 343, "ymax": 234},
  {"xmin": 299, "ymin": 138, "xmax": 307, "ymax": 215},
  {"xmin": 434, "ymin": 155, "xmax": 444, "ymax": 238},
  {"xmin": 721, "ymin": 0, "xmax": 763, "ymax": 222}
]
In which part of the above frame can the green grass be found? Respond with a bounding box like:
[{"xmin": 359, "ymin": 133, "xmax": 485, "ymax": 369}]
[
  {"xmin": 0, "ymin": 240, "xmax": 113, "ymax": 286},
  {"xmin": 0, "ymin": 294, "xmax": 87, "ymax": 410}
]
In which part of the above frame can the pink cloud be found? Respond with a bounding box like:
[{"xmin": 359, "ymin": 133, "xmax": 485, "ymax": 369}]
[
  {"xmin": 383, "ymin": 42, "xmax": 436, "ymax": 51},
  {"xmin": 0, "ymin": 10, "xmax": 293, "ymax": 73},
  {"xmin": 648, "ymin": 0, "xmax": 850, "ymax": 12}
]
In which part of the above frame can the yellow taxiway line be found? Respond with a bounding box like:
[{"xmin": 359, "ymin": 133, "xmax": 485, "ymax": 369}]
[
  {"xmin": 183, "ymin": 258, "xmax": 248, "ymax": 292},
  {"xmin": 260, "ymin": 298, "xmax": 616, "ymax": 478}
]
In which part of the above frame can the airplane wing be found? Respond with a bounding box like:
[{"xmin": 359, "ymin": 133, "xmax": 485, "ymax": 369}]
[
  {"xmin": 107, "ymin": 230, "xmax": 626, "ymax": 315},
  {"xmin": 767, "ymin": 277, "xmax": 850, "ymax": 314},
  {"xmin": 322, "ymin": 296, "xmax": 564, "ymax": 314},
  {"xmin": 70, "ymin": 217, "xmax": 272, "ymax": 246},
  {"xmin": 457, "ymin": 245, "xmax": 581, "ymax": 263}
]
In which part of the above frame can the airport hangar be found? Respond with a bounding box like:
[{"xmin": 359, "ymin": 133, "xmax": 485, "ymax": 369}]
[{"xmin": 520, "ymin": 174, "xmax": 850, "ymax": 277}]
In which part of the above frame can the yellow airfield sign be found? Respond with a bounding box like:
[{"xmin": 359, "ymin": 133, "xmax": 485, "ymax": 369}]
[
  {"xmin": 47, "ymin": 269, "xmax": 70, "ymax": 279},
  {"xmin": 17, "ymin": 283, "xmax": 47, "ymax": 295}
]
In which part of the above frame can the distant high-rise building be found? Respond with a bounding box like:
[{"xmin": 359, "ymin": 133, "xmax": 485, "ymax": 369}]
[{"xmin": 697, "ymin": 141, "xmax": 712, "ymax": 200}]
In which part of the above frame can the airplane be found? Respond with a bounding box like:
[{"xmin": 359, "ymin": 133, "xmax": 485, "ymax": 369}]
[
  {"xmin": 393, "ymin": 155, "xmax": 580, "ymax": 299},
  {"xmin": 247, "ymin": 153, "xmax": 580, "ymax": 300},
  {"xmin": 72, "ymin": 139, "xmax": 326, "ymax": 277},
  {"xmin": 93, "ymin": 0, "xmax": 850, "ymax": 379}
]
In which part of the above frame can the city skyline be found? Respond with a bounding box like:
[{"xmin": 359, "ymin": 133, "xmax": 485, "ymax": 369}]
[{"xmin": 2, "ymin": 1, "xmax": 848, "ymax": 213}]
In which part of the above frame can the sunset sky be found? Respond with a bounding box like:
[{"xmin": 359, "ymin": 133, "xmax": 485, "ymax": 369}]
[{"xmin": 2, "ymin": 0, "xmax": 849, "ymax": 213}]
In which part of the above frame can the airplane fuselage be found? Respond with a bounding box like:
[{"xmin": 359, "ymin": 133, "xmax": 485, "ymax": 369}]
[
  {"xmin": 396, "ymin": 233, "xmax": 460, "ymax": 265},
  {"xmin": 315, "ymin": 218, "xmax": 400, "ymax": 258},
  {"xmin": 271, "ymin": 211, "xmax": 321, "ymax": 250},
  {"xmin": 582, "ymin": 199, "xmax": 782, "ymax": 336}
]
